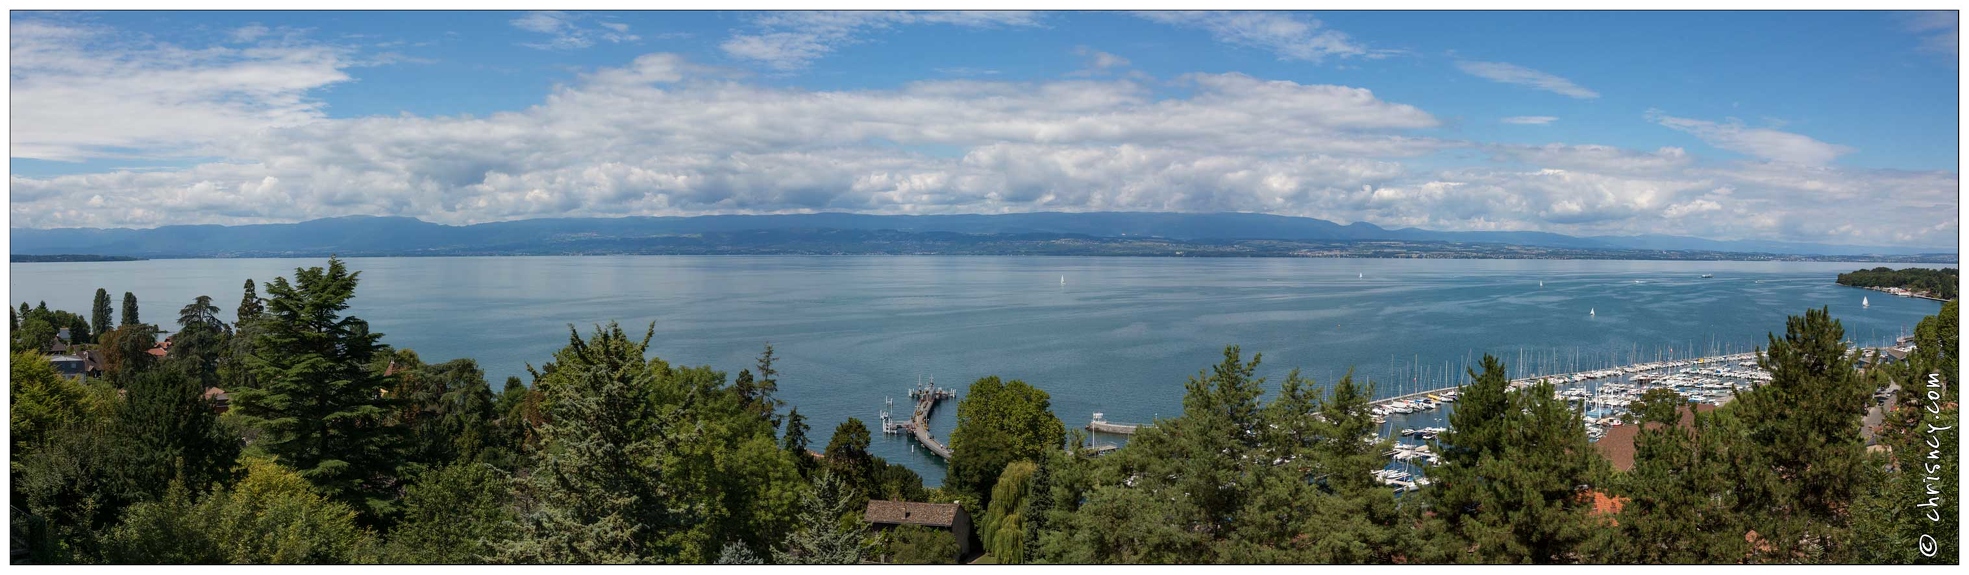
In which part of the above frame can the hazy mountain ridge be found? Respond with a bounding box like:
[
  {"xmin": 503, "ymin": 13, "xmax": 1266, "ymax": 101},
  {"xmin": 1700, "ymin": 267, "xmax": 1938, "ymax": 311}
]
[{"xmin": 10, "ymin": 212, "xmax": 1952, "ymax": 258}]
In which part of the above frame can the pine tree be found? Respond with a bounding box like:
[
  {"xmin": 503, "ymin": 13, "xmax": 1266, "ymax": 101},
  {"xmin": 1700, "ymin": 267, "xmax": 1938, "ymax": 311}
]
[
  {"xmin": 91, "ymin": 288, "xmax": 113, "ymax": 339},
  {"xmin": 1732, "ymin": 306, "xmax": 1871, "ymax": 559},
  {"xmin": 120, "ymin": 292, "xmax": 139, "ymax": 327},
  {"xmin": 232, "ymin": 257, "xmax": 402, "ymax": 521}
]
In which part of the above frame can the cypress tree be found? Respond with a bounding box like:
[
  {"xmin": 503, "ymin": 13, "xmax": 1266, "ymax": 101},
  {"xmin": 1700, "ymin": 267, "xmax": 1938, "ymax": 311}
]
[
  {"xmin": 232, "ymin": 257, "xmax": 401, "ymax": 521},
  {"xmin": 120, "ymin": 292, "xmax": 139, "ymax": 327},
  {"xmin": 91, "ymin": 288, "xmax": 112, "ymax": 339}
]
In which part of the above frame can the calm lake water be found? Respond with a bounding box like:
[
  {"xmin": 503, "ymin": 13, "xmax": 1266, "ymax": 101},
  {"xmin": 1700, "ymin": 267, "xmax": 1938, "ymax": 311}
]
[{"xmin": 8, "ymin": 256, "xmax": 1950, "ymax": 485}]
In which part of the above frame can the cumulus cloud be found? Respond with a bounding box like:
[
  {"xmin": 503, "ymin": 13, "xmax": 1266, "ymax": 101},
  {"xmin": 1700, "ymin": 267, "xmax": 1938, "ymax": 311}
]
[
  {"xmin": 1137, "ymin": 11, "xmax": 1376, "ymax": 62},
  {"xmin": 510, "ymin": 11, "xmax": 640, "ymax": 50},
  {"xmin": 1648, "ymin": 111, "xmax": 1854, "ymax": 166},
  {"xmin": 1500, "ymin": 116, "xmax": 1557, "ymax": 125},
  {"xmin": 9, "ymin": 26, "xmax": 1957, "ymax": 249},
  {"xmin": 9, "ymin": 20, "xmax": 353, "ymax": 161},
  {"xmin": 721, "ymin": 11, "xmax": 1041, "ymax": 70},
  {"xmin": 1455, "ymin": 61, "xmax": 1599, "ymax": 99}
]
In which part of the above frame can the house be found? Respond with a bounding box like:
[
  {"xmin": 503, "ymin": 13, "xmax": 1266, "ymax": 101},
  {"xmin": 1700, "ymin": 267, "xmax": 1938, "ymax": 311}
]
[
  {"xmin": 1594, "ymin": 403, "xmax": 1716, "ymax": 472},
  {"xmin": 49, "ymin": 327, "xmax": 73, "ymax": 353},
  {"xmin": 203, "ymin": 388, "xmax": 231, "ymax": 414},
  {"xmin": 863, "ymin": 500, "xmax": 972, "ymax": 562},
  {"xmin": 78, "ymin": 349, "xmax": 105, "ymax": 377},
  {"xmin": 146, "ymin": 335, "xmax": 174, "ymax": 358},
  {"xmin": 48, "ymin": 354, "xmax": 87, "ymax": 378}
]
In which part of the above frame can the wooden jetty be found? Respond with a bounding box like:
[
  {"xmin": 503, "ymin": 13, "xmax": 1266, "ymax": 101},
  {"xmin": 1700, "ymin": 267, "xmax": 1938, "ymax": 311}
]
[{"xmin": 882, "ymin": 378, "xmax": 957, "ymax": 460}]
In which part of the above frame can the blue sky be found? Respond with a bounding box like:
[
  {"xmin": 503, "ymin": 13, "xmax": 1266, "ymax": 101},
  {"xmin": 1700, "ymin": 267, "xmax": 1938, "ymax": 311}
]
[{"xmin": 7, "ymin": 10, "xmax": 1960, "ymax": 248}]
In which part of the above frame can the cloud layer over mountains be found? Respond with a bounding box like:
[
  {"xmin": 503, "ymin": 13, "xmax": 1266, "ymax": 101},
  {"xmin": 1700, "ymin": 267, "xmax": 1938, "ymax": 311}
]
[{"xmin": 7, "ymin": 15, "xmax": 1958, "ymax": 249}]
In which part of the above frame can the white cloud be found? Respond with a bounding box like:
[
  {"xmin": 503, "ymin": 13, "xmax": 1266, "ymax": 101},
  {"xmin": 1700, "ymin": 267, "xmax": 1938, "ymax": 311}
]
[
  {"xmin": 721, "ymin": 11, "xmax": 1041, "ymax": 71},
  {"xmin": 1455, "ymin": 61, "xmax": 1599, "ymax": 99},
  {"xmin": 9, "ymin": 28, "xmax": 1955, "ymax": 249},
  {"xmin": 1073, "ymin": 46, "xmax": 1131, "ymax": 74},
  {"xmin": 1647, "ymin": 111, "xmax": 1854, "ymax": 166},
  {"xmin": 9, "ymin": 20, "xmax": 353, "ymax": 162},
  {"xmin": 510, "ymin": 11, "xmax": 640, "ymax": 50},
  {"xmin": 1500, "ymin": 116, "xmax": 1558, "ymax": 125},
  {"xmin": 1136, "ymin": 11, "xmax": 1375, "ymax": 63}
]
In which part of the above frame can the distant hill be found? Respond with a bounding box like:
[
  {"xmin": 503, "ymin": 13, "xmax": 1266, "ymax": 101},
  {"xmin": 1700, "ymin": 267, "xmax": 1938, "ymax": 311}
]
[{"xmin": 9, "ymin": 212, "xmax": 1953, "ymax": 260}]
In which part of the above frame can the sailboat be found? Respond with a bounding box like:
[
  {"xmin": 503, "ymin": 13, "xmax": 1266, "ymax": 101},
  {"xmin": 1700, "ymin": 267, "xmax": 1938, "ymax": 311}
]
[
  {"xmin": 1590, "ymin": 308, "xmax": 1596, "ymax": 317},
  {"xmin": 1359, "ymin": 272, "xmax": 1364, "ymax": 278},
  {"xmin": 1060, "ymin": 276, "xmax": 1066, "ymax": 286},
  {"xmin": 1539, "ymin": 281, "xmax": 1544, "ymax": 287},
  {"xmin": 1863, "ymin": 296, "xmax": 1870, "ymax": 308}
]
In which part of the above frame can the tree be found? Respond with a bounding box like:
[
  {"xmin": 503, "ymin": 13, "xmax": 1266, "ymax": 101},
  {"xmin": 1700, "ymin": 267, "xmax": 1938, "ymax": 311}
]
[
  {"xmin": 824, "ymin": 418, "xmax": 877, "ymax": 492},
  {"xmin": 92, "ymin": 288, "xmax": 113, "ymax": 339},
  {"xmin": 1730, "ymin": 306, "xmax": 1872, "ymax": 559},
  {"xmin": 883, "ymin": 525, "xmax": 959, "ymax": 564},
  {"xmin": 499, "ymin": 322, "xmax": 696, "ymax": 564},
  {"xmin": 10, "ymin": 351, "xmax": 101, "ymax": 459},
  {"xmin": 237, "ymin": 278, "xmax": 264, "ymax": 324},
  {"xmin": 177, "ymin": 295, "xmax": 224, "ymax": 332},
  {"xmin": 15, "ymin": 317, "xmax": 56, "ymax": 354},
  {"xmin": 101, "ymin": 458, "xmax": 378, "ymax": 564},
  {"xmin": 109, "ymin": 368, "xmax": 241, "ymax": 503},
  {"xmin": 1422, "ymin": 355, "xmax": 1604, "ymax": 563},
  {"xmin": 775, "ymin": 472, "xmax": 868, "ymax": 565},
  {"xmin": 782, "ymin": 407, "xmax": 819, "ymax": 478},
  {"xmin": 733, "ymin": 343, "xmax": 784, "ymax": 427},
  {"xmin": 1851, "ymin": 300, "xmax": 1958, "ymax": 564},
  {"xmin": 120, "ymin": 291, "xmax": 139, "ymax": 327},
  {"xmin": 383, "ymin": 462, "xmax": 516, "ymax": 563},
  {"xmin": 95, "ymin": 324, "xmax": 160, "ymax": 380},
  {"xmin": 979, "ymin": 460, "xmax": 1038, "ymax": 563},
  {"xmin": 1598, "ymin": 389, "xmax": 1751, "ymax": 563},
  {"xmin": 947, "ymin": 376, "xmax": 1066, "ymax": 507},
  {"xmin": 232, "ymin": 257, "xmax": 401, "ymax": 521}
]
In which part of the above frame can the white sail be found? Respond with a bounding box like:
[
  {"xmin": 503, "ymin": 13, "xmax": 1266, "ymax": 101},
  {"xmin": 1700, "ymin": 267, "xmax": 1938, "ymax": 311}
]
[
  {"xmin": 1863, "ymin": 296, "xmax": 1869, "ymax": 308},
  {"xmin": 1590, "ymin": 308, "xmax": 1595, "ymax": 316}
]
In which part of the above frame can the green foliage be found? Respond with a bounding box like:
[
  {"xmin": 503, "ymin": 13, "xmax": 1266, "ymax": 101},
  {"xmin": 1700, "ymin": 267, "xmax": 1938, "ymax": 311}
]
[
  {"xmin": 1598, "ymin": 401, "xmax": 1752, "ymax": 563},
  {"xmin": 383, "ymin": 462, "xmax": 516, "ymax": 563},
  {"xmin": 1836, "ymin": 267, "xmax": 1958, "ymax": 300},
  {"xmin": 499, "ymin": 322, "xmax": 698, "ymax": 563},
  {"xmin": 96, "ymin": 323, "xmax": 160, "ymax": 381},
  {"xmin": 14, "ymin": 317, "xmax": 56, "ymax": 354},
  {"xmin": 948, "ymin": 375, "xmax": 1066, "ymax": 507},
  {"xmin": 121, "ymin": 291, "xmax": 139, "ymax": 327},
  {"xmin": 775, "ymin": 472, "xmax": 868, "ymax": 565},
  {"xmin": 1851, "ymin": 300, "xmax": 1958, "ymax": 564},
  {"xmin": 979, "ymin": 460, "xmax": 1037, "ymax": 563},
  {"xmin": 883, "ymin": 524, "xmax": 959, "ymax": 564},
  {"xmin": 232, "ymin": 257, "xmax": 402, "ymax": 522},
  {"xmin": 1731, "ymin": 306, "xmax": 1871, "ymax": 558},
  {"xmin": 93, "ymin": 288, "xmax": 114, "ymax": 339},
  {"xmin": 102, "ymin": 458, "xmax": 378, "ymax": 564},
  {"xmin": 110, "ymin": 368, "xmax": 241, "ymax": 502},
  {"xmin": 11, "ymin": 350, "xmax": 99, "ymax": 457},
  {"xmin": 1421, "ymin": 356, "xmax": 1605, "ymax": 563},
  {"xmin": 237, "ymin": 278, "xmax": 265, "ymax": 323}
]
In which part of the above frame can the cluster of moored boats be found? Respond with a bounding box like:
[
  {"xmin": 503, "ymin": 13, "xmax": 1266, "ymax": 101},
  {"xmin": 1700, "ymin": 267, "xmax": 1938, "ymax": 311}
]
[{"xmin": 1369, "ymin": 390, "xmax": 1457, "ymax": 424}]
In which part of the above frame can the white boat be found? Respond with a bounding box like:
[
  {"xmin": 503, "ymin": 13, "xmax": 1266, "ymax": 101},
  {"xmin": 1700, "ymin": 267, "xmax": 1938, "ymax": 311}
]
[
  {"xmin": 1863, "ymin": 296, "xmax": 1869, "ymax": 308},
  {"xmin": 1590, "ymin": 308, "xmax": 1595, "ymax": 316},
  {"xmin": 1061, "ymin": 276, "xmax": 1066, "ymax": 286}
]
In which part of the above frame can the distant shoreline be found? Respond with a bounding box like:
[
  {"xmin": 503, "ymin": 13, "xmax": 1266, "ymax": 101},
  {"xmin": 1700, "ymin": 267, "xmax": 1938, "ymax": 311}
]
[{"xmin": 10, "ymin": 254, "xmax": 147, "ymax": 263}]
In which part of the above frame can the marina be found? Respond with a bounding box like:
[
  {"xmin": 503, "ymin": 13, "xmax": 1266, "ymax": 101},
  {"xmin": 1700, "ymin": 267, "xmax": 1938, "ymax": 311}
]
[{"xmin": 880, "ymin": 378, "xmax": 958, "ymax": 460}]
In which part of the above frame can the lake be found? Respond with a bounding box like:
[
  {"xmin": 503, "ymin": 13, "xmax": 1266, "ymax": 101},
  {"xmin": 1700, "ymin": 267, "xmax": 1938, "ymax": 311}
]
[{"xmin": 7, "ymin": 256, "xmax": 1950, "ymax": 485}]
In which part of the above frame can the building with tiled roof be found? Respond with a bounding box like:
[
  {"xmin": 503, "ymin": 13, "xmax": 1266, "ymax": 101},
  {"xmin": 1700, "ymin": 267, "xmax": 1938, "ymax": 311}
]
[{"xmin": 863, "ymin": 500, "xmax": 972, "ymax": 561}]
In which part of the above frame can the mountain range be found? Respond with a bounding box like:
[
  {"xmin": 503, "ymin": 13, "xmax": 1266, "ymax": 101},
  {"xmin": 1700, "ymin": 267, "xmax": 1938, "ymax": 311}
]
[{"xmin": 8, "ymin": 212, "xmax": 1954, "ymax": 259}]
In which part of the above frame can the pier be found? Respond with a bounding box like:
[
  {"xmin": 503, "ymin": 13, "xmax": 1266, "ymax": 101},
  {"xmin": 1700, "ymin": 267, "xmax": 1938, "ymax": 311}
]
[
  {"xmin": 882, "ymin": 378, "xmax": 958, "ymax": 460},
  {"xmin": 1085, "ymin": 412, "xmax": 1145, "ymax": 435}
]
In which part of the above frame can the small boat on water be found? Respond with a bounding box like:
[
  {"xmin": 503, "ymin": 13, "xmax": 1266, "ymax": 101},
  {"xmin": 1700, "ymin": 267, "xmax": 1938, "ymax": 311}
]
[
  {"xmin": 1700, "ymin": 274, "xmax": 1713, "ymax": 278},
  {"xmin": 1863, "ymin": 296, "xmax": 1870, "ymax": 308},
  {"xmin": 1590, "ymin": 308, "xmax": 1596, "ymax": 317}
]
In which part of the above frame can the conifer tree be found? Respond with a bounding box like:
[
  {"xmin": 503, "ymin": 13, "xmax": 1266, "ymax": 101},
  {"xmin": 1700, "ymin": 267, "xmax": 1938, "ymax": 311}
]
[
  {"xmin": 1732, "ymin": 306, "xmax": 1871, "ymax": 558},
  {"xmin": 232, "ymin": 257, "xmax": 401, "ymax": 521},
  {"xmin": 237, "ymin": 279, "xmax": 264, "ymax": 323},
  {"xmin": 775, "ymin": 472, "xmax": 867, "ymax": 564}
]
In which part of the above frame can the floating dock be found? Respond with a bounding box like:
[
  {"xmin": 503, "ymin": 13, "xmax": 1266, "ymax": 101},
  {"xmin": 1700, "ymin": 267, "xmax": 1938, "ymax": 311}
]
[{"xmin": 1086, "ymin": 412, "xmax": 1145, "ymax": 435}]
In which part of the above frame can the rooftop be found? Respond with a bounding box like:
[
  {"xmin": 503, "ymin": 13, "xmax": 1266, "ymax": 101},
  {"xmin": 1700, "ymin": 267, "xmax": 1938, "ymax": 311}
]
[{"xmin": 864, "ymin": 500, "xmax": 961, "ymax": 528}]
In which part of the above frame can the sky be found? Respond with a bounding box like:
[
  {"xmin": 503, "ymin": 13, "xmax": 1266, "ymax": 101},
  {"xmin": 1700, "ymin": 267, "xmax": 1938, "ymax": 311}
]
[{"xmin": 6, "ymin": 10, "xmax": 1961, "ymax": 248}]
